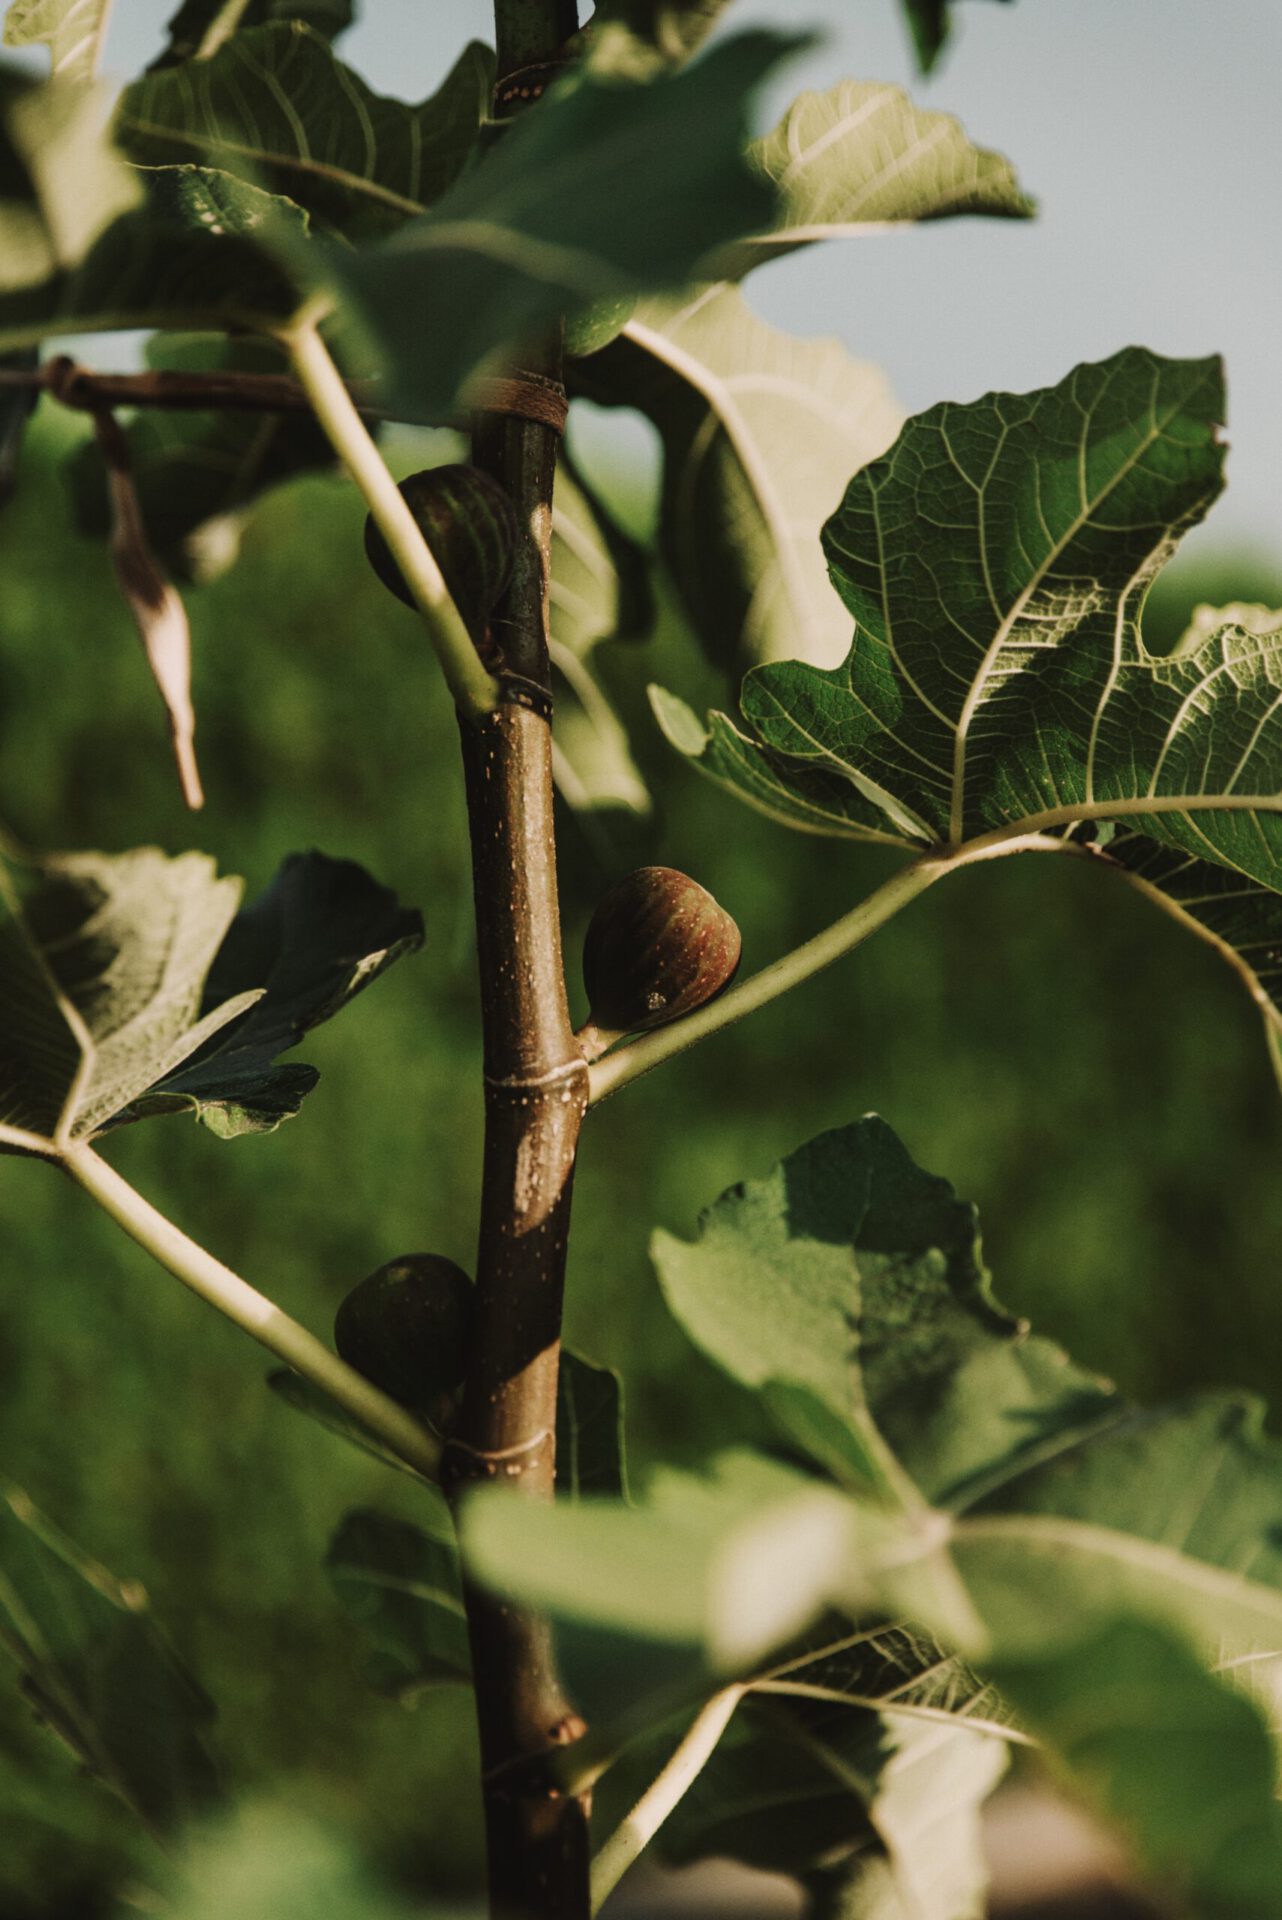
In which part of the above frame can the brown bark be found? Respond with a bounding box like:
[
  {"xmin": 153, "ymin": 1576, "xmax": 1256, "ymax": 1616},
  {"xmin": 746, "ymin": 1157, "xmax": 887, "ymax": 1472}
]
[{"xmin": 440, "ymin": 13, "xmax": 591, "ymax": 1916}]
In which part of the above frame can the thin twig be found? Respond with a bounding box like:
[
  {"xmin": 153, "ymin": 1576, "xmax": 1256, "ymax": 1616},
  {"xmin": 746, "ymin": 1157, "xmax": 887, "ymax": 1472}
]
[{"xmin": 0, "ymin": 359, "xmax": 382, "ymax": 416}]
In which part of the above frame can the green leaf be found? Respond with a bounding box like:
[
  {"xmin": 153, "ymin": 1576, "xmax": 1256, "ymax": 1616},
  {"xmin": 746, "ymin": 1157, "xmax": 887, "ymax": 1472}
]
[
  {"xmin": 954, "ymin": 1391, "xmax": 1282, "ymax": 1662},
  {"xmin": 900, "ymin": 0, "xmax": 1013, "ymax": 76},
  {"xmin": 549, "ymin": 456, "xmax": 654, "ymax": 816},
  {"xmin": 0, "ymin": 846, "xmax": 421, "ymax": 1153},
  {"xmin": 659, "ymin": 1120, "xmax": 1282, "ymax": 1670},
  {"xmin": 659, "ymin": 1703, "xmax": 882, "ymax": 1874},
  {"xmin": 66, "ymin": 334, "xmax": 334, "ymax": 582},
  {"xmin": 149, "ymin": 0, "xmax": 353, "ymax": 70},
  {"xmin": 821, "ymin": 1717, "xmax": 1007, "ymax": 1919},
  {"xmin": 334, "ymin": 34, "xmax": 798, "ymax": 425},
  {"xmin": 464, "ymin": 1452, "xmax": 857, "ymax": 1703},
  {"xmin": 0, "ymin": 1485, "xmax": 220, "ymax": 1831},
  {"xmin": 462, "ymin": 1447, "xmax": 972, "ymax": 1726},
  {"xmin": 0, "ymin": 69, "xmax": 142, "ymax": 315},
  {"xmin": 659, "ymin": 350, "xmax": 1282, "ymax": 1067},
  {"xmin": 325, "ymin": 1509, "xmax": 471, "ymax": 1698},
  {"xmin": 0, "ymin": 146, "xmax": 308, "ymax": 352},
  {"xmin": 990, "ymin": 1618, "xmax": 1282, "ymax": 1920},
  {"xmin": 577, "ymin": 288, "xmax": 900, "ymax": 673},
  {"xmin": 119, "ymin": 850, "xmax": 424, "ymax": 1137},
  {"xmin": 721, "ymin": 80, "xmax": 1031, "ymax": 279},
  {"xmin": 664, "ymin": 348, "xmax": 1258, "ymax": 852},
  {"xmin": 660, "ymin": 1631, "xmax": 1007, "ymax": 1910},
  {"xmin": 0, "ymin": 66, "xmax": 306, "ymax": 349},
  {"xmin": 587, "ymin": 0, "xmax": 731, "ymax": 69},
  {"xmin": 116, "ymin": 25, "xmax": 494, "ymax": 237},
  {"xmin": 557, "ymin": 1349, "xmax": 629, "ymax": 1502},
  {"xmin": 3, "ymin": 0, "xmax": 111, "ymax": 80},
  {"xmin": 652, "ymin": 1115, "xmax": 1117, "ymax": 1506}
]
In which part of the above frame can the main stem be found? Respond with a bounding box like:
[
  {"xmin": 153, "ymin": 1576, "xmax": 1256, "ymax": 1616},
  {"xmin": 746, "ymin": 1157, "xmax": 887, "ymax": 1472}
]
[{"xmin": 443, "ymin": 8, "xmax": 587, "ymax": 1917}]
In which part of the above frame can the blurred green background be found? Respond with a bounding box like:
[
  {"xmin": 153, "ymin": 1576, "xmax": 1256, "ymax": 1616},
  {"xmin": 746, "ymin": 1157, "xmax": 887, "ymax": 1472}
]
[{"xmin": 1, "ymin": 404, "xmax": 1281, "ymax": 1915}]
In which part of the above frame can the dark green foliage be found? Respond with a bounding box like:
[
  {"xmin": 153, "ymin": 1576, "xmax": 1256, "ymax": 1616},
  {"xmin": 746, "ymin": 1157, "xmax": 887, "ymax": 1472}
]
[
  {"xmin": 0, "ymin": 72, "xmax": 307, "ymax": 349},
  {"xmin": 118, "ymin": 26, "xmax": 493, "ymax": 236},
  {"xmin": 900, "ymin": 0, "xmax": 1014, "ymax": 74},
  {"xmin": 150, "ymin": 0, "xmax": 355, "ymax": 69},
  {"xmin": 0, "ymin": 1488, "xmax": 220, "ymax": 1834},
  {"xmin": 556, "ymin": 1350, "xmax": 628, "ymax": 1503},
  {"xmin": 325, "ymin": 1508, "xmax": 472, "ymax": 1696},
  {"xmin": 104, "ymin": 848, "xmax": 420, "ymax": 1140},
  {"xmin": 333, "ymin": 32, "xmax": 797, "ymax": 421}
]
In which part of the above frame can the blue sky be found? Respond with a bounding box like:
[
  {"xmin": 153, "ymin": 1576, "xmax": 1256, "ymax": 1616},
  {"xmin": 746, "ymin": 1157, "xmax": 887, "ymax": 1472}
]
[{"xmin": 102, "ymin": 0, "xmax": 1281, "ymax": 563}]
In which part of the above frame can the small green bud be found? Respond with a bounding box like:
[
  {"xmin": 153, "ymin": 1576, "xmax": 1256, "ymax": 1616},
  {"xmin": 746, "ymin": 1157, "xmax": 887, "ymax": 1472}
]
[
  {"xmin": 582, "ymin": 865, "xmax": 741, "ymax": 1047},
  {"xmin": 334, "ymin": 1254, "xmax": 473, "ymax": 1413},
  {"xmin": 564, "ymin": 293, "xmax": 637, "ymax": 359}
]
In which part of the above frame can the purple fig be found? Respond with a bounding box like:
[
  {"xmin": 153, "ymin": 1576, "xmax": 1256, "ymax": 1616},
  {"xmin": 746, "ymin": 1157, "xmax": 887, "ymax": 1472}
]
[
  {"xmin": 581, "ymin": 866, "xmax": 741, "ymax": 1052},
  {"xmin": 364, "ymin": 465, "xmax": 518, "ymax": 638},
  {"xmin": 334, "ymin": 1253, "xmax": 473, "ymax": 1413}
]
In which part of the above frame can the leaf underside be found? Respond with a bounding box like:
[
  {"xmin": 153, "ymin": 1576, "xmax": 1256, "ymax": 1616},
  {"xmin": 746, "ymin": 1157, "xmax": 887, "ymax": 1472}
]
[
  {"xmin": 576, "ymin": 288, "xmax": 902, "ymax": 674},
  {"xmin": 658, "ymin": 347, "xmax": 1282, "ymax": 1067},
  {"xmin": 725, "ymin": 76, "xmax": 1032, "ymax": 278},
  {"xmin": 116, "ymin": 25, "xmax": 494, "ymax": 237},
  {"xmin": 0, "ymin": 845, "xmax": 421, "ymax": 1152}
]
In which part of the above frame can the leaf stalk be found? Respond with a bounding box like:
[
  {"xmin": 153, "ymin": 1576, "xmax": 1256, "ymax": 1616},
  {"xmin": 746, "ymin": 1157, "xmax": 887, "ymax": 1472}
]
[
  {"xmin": 589, "ymin": 1686, "xmax": 747, "ymax": 1912},
  {"xmin": 588, "ymin": 833, "xmax": 1074, "ymax": 1102},
  {"xmin": 61, "ymin": 1144, "xmax": 440, "ymax": 1479},
  {"xmin": 281, "ymin": 318, "xmax": 501, "ymax": 720}
]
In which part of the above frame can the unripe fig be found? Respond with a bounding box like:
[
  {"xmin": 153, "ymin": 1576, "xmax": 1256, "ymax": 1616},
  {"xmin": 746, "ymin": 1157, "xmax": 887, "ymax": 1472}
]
[
  {"xmin": 334, "ymin": 1254, "xmax": 473, "ymax": 1413},
  {"xmin": 363, "ymin": 465, "xmax": 518, "ymax": 637},
  {"xmin": 564, "ymin": 293, "xmax": 637, "ymax": 359},
  {"xmin": 581, "ymin": 866, "xmax": 741, "ymax": 1050}
]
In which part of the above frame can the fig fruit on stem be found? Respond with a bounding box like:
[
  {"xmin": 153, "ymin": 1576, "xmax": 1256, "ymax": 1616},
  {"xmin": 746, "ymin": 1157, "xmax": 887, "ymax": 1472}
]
[
  {"xmin": 363, "ymin": 465, "xmax": 519, "ymax": 647},
  {"xmin": 335, "ymin": 1253, "xmax": 474, "ymax": 1419},
  {"xmin": 578, "ymin": 865, "xmax": 742, "ymax": 1061}
]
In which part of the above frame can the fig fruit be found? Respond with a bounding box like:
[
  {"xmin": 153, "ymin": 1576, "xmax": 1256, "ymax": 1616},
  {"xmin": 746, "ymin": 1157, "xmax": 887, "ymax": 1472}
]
[
  {"xmin": 334, "ymin": 1253, "xmax": 474, "ymax": 1413},
  {"xmin": 363, "ymin": 465, "xmax": 518, "ymax": 636},
  {"xmin": 564, "ymin": 293, "xmax": 637, "ymax": 359},
  {"xmin": 581, "ymin": 865, "xmax": 741, "ymax": 1049}
]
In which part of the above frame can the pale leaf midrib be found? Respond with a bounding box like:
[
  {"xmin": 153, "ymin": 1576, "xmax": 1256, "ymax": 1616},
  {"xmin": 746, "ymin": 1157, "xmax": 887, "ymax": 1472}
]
[
  {"xmin": 117, "ymin": 114, "xmax": 427, "ymax": 218},
  {"xmin": 948, "ymin": 379, "xmax": 1187, "ymax": 845},
  {"xmin": 955, "ymin": 1512, "xmax": 1282, "ymax": 1624},
  {"xmin": 753, "ymin": 1680, "xmax": 1029, "ymax": 1745}
]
